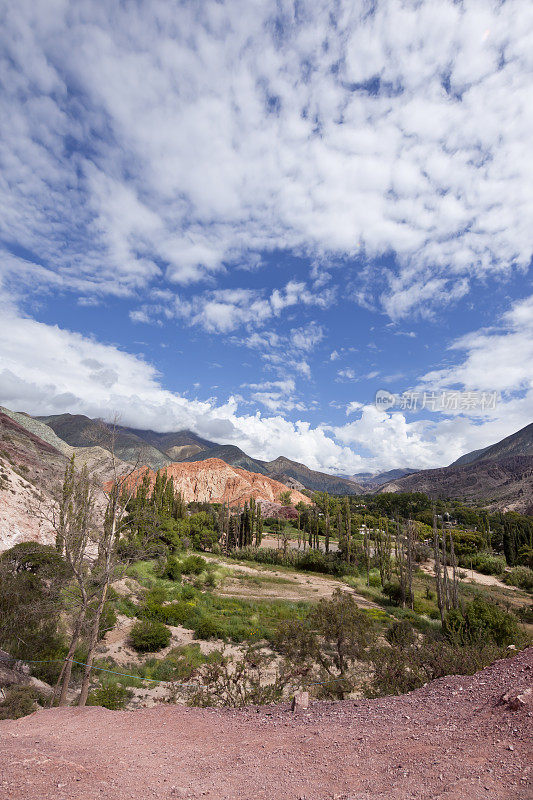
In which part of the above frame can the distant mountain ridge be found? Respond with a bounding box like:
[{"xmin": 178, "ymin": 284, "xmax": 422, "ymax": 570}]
[
  {"xmin": 350, "ymin": 468, "xmax": 420, "ymax": 488},
  {"xmin": 12, "ymin": 409, "xmax": 533, "ymax": 511},
  {"xmin": 259, "ymin": 456, "xmax": 364, "ymax": 495},
  {"xmin": 31, "ymin": 413, "xmax": 363, "ymax": 495},
  {"xmin": 380, "ymin": 422, "xmax": 533, "ymax": 514},
  {"xmin": 450, "ymin": 422, "xmax": 533, "ymax": 467},
  {"xmin": 181, "ymin": 444, "xmax": 269, "ymax": 475}
]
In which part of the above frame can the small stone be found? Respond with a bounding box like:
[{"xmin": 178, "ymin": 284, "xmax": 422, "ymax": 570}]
[{"xmin": 292, "ymin": 692, "xmax": 309, "ymax": 711}]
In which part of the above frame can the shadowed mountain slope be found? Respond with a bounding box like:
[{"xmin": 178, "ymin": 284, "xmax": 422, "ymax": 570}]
[
  {"xmin": 450, "ymin": 422, "xmax": 533, "ymax": 467},
  {"xmin": 260, "ymin": 456, "xmax": 364, "ymax": 495},
  {"xmin": 181, "ymin": 444, "xmax": 269, "ymax": 474}
]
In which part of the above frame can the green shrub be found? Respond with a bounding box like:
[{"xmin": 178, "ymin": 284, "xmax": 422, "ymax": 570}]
[
  {"xmin": 382, "ymin": 581, "xmax": 413, "ymax": 606},
  {"xmin": 159, "ymin": 601, "xmax": 197, "ymax": 627},
  {"xmin": 444, "ymin": 597, "xmax": 524, "ymax": 647},
  {"xmin": 193, "ymin": 616, "xmax": 225, "ymax": 640},
  {"xmin": 160, "ymin": 556, "xmax": 182, "ymax": 581},
  {"xmin": 0, "ymin": 686, "xmax": 39, "ymax": 720},
  {"xmin": 181, "ymin": 585, "xmax": 196, "ymax": 601},
  {"xmin": 181, "ymin": 555, "xmax": 208, "ymax": 575},
  {"xmin": 368, "ymin": 571, "xmax": 381, "ymax": 587},
  {"xmin": 129, "ymin": 619, "xmax": 171, "ymax": 652},
  {"xmin": 86, "ymin": 684, "xmax": 133, "ymax": 710},
  {"xmin": 503, "ymin": 566, "xmax": 533, "ymax": 591},
  {"xmin": 204, "ymin": 571, "xmax": 216, "ymax": 589},
  {"xmin": 385, "ymin": 619, "xmax": 417, "ymax": 649},
  {"xmin": 460, "ymin": 552, "xmax": 507, "ymax": 576}
]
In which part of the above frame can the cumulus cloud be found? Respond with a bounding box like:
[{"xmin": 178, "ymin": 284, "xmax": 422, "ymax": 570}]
[
  {"xmin": 170, "ymin": 282, "xmax": 333, "ymax": 333},
  {"xmin": 0, "ymin": 1, "xmax": 532, "ymax": 315},
  {"xmin": 0, "ymin": 296, "xmax": 531, "ymax": 473}
]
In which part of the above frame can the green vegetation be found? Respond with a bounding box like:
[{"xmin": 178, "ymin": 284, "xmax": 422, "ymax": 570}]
[
  {"xmin": 86, "ymin": 683, "xmax": 133, "ymax": 709},
  {"xmin": 0, "ymin": 686, "xmax": 42, "ymax": 720},
  {"xmin": 0, "ymin": 464, "xmax": 531, "ymax": 719},
  {"xmin": 129, "ymin": 619, "xmax": 171, "ymax": 652}
]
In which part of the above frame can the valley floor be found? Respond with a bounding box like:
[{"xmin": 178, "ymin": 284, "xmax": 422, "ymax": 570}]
[{"xmin": 1, "ymin": 649, "xmax": 531, "ymax": 800}]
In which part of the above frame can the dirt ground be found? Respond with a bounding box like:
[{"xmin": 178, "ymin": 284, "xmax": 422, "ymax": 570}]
[
  {"xmin": 420, "ymin": 560, "xmax": 516, "ymax": 590},
  {"xmin": 1, "ymin": 649, "xmax": 531, "ymax": 800},
  {"xmin": 209, "ymin": 557, "xmax": 378, "ymax": 607}
]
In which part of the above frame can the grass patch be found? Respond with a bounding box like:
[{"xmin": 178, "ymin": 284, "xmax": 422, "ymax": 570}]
[{"xmin": 129, "ymin": 559, "xmax": 311, "ymax": 643}]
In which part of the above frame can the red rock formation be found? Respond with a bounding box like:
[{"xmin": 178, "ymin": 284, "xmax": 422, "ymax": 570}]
[{"xmin": 111, "ymin": 458, "xmax": 312, "ymax": 507}]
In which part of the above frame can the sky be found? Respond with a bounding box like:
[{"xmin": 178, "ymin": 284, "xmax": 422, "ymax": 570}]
[{"xmin": 0, "ymin": 0, "xmax": 532, "ymax": 475}]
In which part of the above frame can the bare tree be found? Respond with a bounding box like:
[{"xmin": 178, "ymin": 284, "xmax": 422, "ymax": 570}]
[
  {"xmin": 77, "ymin": 420, "xmax": 143, "ymax": 706},
  {"xmin": 50, "ymin": 456, "xmax": 97, "ymax": 706}
]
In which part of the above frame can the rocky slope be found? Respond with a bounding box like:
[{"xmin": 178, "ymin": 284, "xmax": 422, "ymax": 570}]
[
  {"xmin": 36, "ymin": 413, "xmax": 173, "ymax": 470},
  {"xmin": 0, "ymin": 411, "xmax": 65, "ymax": 551},
  {"xmin": 30, "ymin": 412, "xmax": 362, "ymax": 494},
  {"xmin": 0, "ymin": 412, "xmax": 131, "ymax": 552},
  {"xmin": 451, "ymin": 422, "xmax": 533, "ymax": 467},
  {"xmin": 1, "ymin": 648, "xmax": 531, "ymax": 800},
  {"xmin": 182, "ymin": 444, "xmax": 269, "ymax": 474},
  {"xmin": 114, "ymin": 458, "xmax": 312, "ymax": 507},
  {"xmin": 380, "ymin": 454, "xmax": 533, "ymax": 513},
  {"xmin": 260, "ymin": 455, "xmax": 364, "ymax": 495}
]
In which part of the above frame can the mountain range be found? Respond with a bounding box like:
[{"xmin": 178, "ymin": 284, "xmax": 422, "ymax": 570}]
[
  {"xmin": 1, "ymin": 407, "xmax": 532, "ymax": 520},
  {"xmin": 34, "ymin": 413, "xmax": 363, "ymax": 496},
  {"xmin": 379, "ymin": 422, "xmax": 533, "ymax": 514}
]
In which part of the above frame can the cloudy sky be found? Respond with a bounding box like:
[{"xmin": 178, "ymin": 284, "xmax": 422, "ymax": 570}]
[{"xmin": 1, "ymin": 0, "xmax": 532, "ymax": 474}]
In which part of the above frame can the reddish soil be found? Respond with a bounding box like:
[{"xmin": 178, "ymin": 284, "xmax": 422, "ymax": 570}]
[
  {"xmin": 1, "ymin": 650, "xmax": 531, "ymax": 800},
  {"xmin": 108, "ymin": 457, "xmax": 312, "ymax": 507}
]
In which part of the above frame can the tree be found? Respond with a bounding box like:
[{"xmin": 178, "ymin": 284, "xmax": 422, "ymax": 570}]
[
  {"xmin": 0, "ymin": 543, "xmax": 68, "ymax": 683},
  {"xmin": 76, "ymin": 419, "xmax": 144, "ymax": 706},
  {"xmin": 50, "ymin": 456, "xmax": 97, "ymax": 705},
  {"xmin": 274, "ymin": 589, "xmax": 377, "ymax": 699},
  {"xmin": 279, "ymin": 490, "xmax": 292, "ymax": 506}
]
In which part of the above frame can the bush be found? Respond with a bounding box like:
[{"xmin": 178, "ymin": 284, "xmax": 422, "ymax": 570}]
[
  {"xmin": 181, "ymin": 585, "xmax": 196, "ymax": 601},
  {"xmin": 193, "ymin": 616, "xmax": 225, "ymax": 640},
  {"xmin": 160, "ymin": 556, "xmax": 182, "ymax": 581},
  {"xmin": 230, "ymin": 546, "xmax": 353, "ymax": 577},
  {"xmin": 181, "ymin": 555, "xmax": 208, "ymax": 575},
  {"xmin": 503, "ymin": 566, "xmax": 533, "ymax": 591},
  {"xmin": 204, "ymin": 571, "xmax": 216, "ymax": 589},
  {"xmin": 382, "ymin": 581, "xmax": 413, "ymax": 607},
  {"xmin": 444, "ymin": 597, "xmax": 524, "ymax": 647},
  {"xmin": 0, "ymin": 686, "xmax": 39, "ymax": 720},
  {"xmin": 385, "ymin": 619, "xmax": 417, "ymax": 649},
  {"xmin": 129, "ymin": 620, "xmax": 171, "ymax": 652},
  {"xmin": 86, "ymin": 684, "xmax": 133, "ymax": 710},
  {"xmin": 460, "ymin": 552, "xmax": 507, "ymax": 576}
]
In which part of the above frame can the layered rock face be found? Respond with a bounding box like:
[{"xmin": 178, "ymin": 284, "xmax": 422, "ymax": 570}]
[{"xmin": 116, "ymin": 458, "xmax": 312, "ymax": 508}]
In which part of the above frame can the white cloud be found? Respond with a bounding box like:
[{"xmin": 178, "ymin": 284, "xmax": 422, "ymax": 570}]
[
  {"xmin": 0, "ymin": 1, "xmax": 532, "ymax": 315},
  {"xmin": 346, "ymin": 401, "xmax": 363, "ymax": 416},
  {"xmin": 290, "ymin": 322, "xmax": 324, "ymax": 352},
  {"xmin": 171, "ymin": 282, "xmax": 333, "ymax": 334},
  {"xmin": 337, "ymin": 368, "xmax": 356, "ymax": 380},
  {"xmin": 0, "ymin": 295, "xmax": 531, "ymax": 473}
]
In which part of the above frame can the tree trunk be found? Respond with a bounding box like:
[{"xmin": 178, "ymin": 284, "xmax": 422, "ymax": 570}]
[
  {"xmin": 58, "ymin": 604, "xmax": 87, "ymax": 705},
  {"xmin": 77, "ymin": 581, "xmax": 108, "ymax": 706}
]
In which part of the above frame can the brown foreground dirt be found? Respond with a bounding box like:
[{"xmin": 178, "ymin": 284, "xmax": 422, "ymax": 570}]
[{"xmin": 1, "ymin": 649, "xmax": 532, "ymax": 800}]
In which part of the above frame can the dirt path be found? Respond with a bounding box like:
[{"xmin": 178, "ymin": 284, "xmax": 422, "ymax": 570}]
[
  {"xmin": 1, "ymin": 649, "xmax": 531, "ymax": 800},
  {"xmin": 420, "ymin": 560, "xmax": 515, "ymax": 590},
  {"xmin": 208, "ymin": 557, "xmax": 378, "ymax": 608}
]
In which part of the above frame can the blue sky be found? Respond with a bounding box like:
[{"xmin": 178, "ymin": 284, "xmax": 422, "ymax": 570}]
[{"xmin": 0, "ymin": 1, "xmax": 532, "ymax": 474}]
